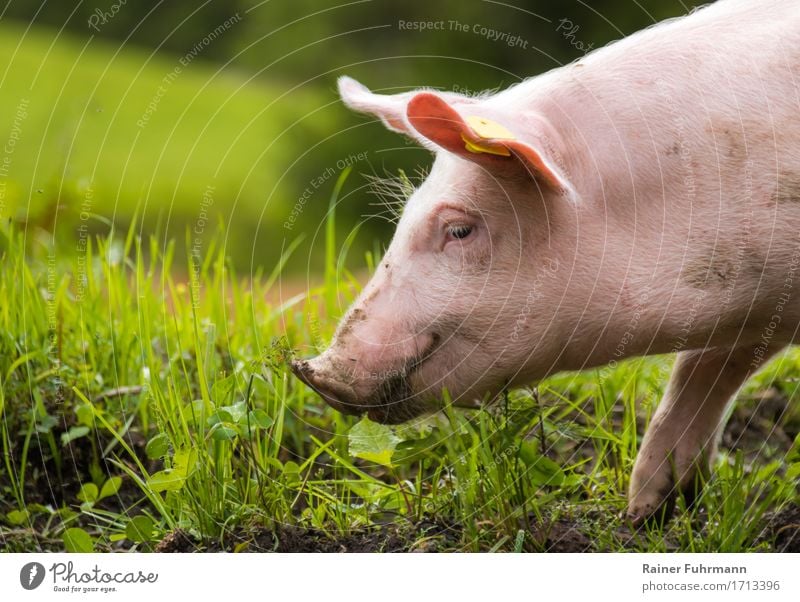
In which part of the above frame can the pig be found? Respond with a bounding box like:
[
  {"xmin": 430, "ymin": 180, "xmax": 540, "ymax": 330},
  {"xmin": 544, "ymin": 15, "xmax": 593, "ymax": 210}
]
[{"xmin": 291, "ymin": 0, "xmax": 800, "ymax": 524}]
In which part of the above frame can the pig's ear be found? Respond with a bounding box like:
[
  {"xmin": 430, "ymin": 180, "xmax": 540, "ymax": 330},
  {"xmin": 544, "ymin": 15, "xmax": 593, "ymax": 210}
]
[
  {"xmin": 406, "ymin": 92, "xmax": 576, "ymax": 199},
  {"xmin": 337, "ymin": 76, "xmax": 417, "ymax": 135}
]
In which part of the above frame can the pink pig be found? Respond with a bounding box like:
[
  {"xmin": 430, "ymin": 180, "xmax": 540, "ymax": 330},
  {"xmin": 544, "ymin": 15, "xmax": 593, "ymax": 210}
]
[{"xmin": 292, "ymin": 0, "xmax": 800, "ymax": 523}]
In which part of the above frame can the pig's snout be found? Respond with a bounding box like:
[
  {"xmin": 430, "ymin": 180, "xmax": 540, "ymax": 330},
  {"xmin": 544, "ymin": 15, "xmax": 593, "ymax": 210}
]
[
  {"xmin": 291, "ymin": 310, "xmax": 441, "ymax": 423},
  {"xmin": 290, "ymin": 357, "xmax": 363, "ymax": 417}
]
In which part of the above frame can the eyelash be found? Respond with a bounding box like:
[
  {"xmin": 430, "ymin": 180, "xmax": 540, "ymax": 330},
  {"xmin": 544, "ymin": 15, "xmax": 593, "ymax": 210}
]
[{"xmin": 446, "ymin": 224, "xmax": 474, "ymax": 241}]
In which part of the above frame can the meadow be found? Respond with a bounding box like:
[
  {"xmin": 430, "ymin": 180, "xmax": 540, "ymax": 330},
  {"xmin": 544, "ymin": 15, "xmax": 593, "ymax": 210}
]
[
  {"xmin": 0, "ymin": 19, "xmax": 342, "ymax": 270},
  {"xmin": 1, "ymin": 172, "xmax": 798, "ymax": 553},
  {"xmin": 0, "ymin": 8, "xmax": 798, "ymax": 554}
]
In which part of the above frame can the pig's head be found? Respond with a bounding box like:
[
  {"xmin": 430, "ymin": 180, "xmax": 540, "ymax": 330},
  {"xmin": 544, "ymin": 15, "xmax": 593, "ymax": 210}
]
[{"xmin": 292, "ymin": 77, "xmax": 578, "ymax": 424}]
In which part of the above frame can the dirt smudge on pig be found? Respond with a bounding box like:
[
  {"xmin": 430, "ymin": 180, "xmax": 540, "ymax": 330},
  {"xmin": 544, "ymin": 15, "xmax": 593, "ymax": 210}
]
[
  {"xmin": 681, "ymin": 237, "xmax": 764, "ymax": 290},
  {"xmin": 335, "ymin": 307, "xmax": 366, "ymax": 339},
  {"xmin": 771, "ymin": 177, "xmax": 800, "ymax": 204}
]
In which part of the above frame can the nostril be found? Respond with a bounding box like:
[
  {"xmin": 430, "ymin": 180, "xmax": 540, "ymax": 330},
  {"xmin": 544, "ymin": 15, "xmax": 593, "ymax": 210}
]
[
  {"xmin": 291, "ymin": 359, "xmax": 322, "ymax": 393},
  {"xmin": 290, "ymin": 359, "xmax": 312, "ymax": 379},
  {"xmin": 289, "ymin": 357, "xmax": 363, "ymax": 417},
  {"xmin": 290, "ymin": 360, "xmax": 315, "ymax": 392}
]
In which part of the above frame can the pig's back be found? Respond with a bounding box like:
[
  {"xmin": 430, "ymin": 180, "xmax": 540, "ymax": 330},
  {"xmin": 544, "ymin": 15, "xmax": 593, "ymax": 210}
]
[{"xmin": 519, "ymin": 0, "xmax": 800, "ymax": 217}]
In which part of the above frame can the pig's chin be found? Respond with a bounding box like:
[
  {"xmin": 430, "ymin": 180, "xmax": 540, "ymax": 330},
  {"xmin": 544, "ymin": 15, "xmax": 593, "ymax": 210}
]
[
  {"xmin": 366, "ymin": 405, "xmax": 423, "ymax": 425},
  {"xmin": 356, "ymin": 337, "xmax": 445, "ymax": 424},
  {"xmin": 365, "ymin": 399, "xmax": 437, "ymax": 424},
  {"xmin": 362, "ymin": 367, "xmax": 434, "ymax": 425}
]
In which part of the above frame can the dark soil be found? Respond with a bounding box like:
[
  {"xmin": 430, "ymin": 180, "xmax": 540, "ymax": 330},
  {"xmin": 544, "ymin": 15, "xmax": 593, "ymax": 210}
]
[
  {"xmin": 758, "ymin": 504, "xmax": 800, "ymax": 552},
  {"xmin": 533, "ymin": 518, "xmax": 597, "ymax": 552},
  {"xmin": 0, "ymin": 390, "xmax": 157, "ymax": 552},
  {"xmin": 723, "ymin": 388, "xmax": 798, "ymax": 465},
  {"xmin": 18, "ymin": 432, "xmax": 153, "ymax": 510},
  {"xmin": 156, "ymin": 519, "xmax": 461, "ymax": 553},
  {"xmin": 155, "ymin": 502, "xmax": 800, "ymax": 553},
  {"xmin": 1, "ymin": 385, "xmax": 156, "ymax": 516},
  {"xmin": 152, "ymin": 520, "xmax": 628, "ymax": 553}
]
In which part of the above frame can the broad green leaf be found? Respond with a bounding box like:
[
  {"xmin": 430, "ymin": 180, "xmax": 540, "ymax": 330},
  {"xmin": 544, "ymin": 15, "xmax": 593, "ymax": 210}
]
[
  {"xmin": 283, "ymin": 461, "xmax": 301, "ymax": 485},
  {"xmin": 348, "ymin": 418, "xmax": 401, "ymax": 467},
  {"xmin": 262, "ymin": 457, "xmax": 284, "ymax": 472},
  {"xmin": 225, "ymin": 401, "xmax": 247, "ymax": 423},
  {"xmin": 519, "ymin": 440, "xmax": 565, "ymax": 485},
  {"xmin": 6, "ymin": 509, "xmax": 30, "ymax": 526},
  {"xmin": 61, "ymin": 426, "xmax": 90, "ymax": 446},
  {"xmin": 58, "ymin": 508, "xmax": 78, "ymax": 522},
  {"xmin": 145, "ymin": 433, "xmax": 169, "ymax": 459},
  {"xmin": 77, "ymin": 483, "xmax": 98, "ymax": 504},
  {"xmin": 147, "ymin": 447, "xmax": 197, "ymax": 492},
  {"xmin": 525, "ymin": 455, "xmax": 565, "ymax": 487},
  {"xmin": 35, "ymin": 414, "xmax": 58, "ymax": 434},
  {"xmin": 209, "ymin": 401, "xmax": 246, "ymax": 426},
  {"xmin": 237, "ymin": 410, "xmax": 273, "ymax": 438},
  {"xmin": 518, "ymin": 440, "xmax": 540, "ymax": 467},
  {"xmin": 247, "ymin": 409, "xmax": 273, "ymax": 429},
  {"xmin": 173, "ymin": 448, "xmax": 197, "ymax": 475},
  {"xmin": 183, "ymin": 399, "xmax": 208, "ymax": 423},
  {"xmin": 210, "ymin": 423, "xmax": 238, "ymax": 441},
  {"xmin": 125, "ymin": 515, "xmax": 155, "ymax": 543},
  {"xmin": 211, "ymin": 375, "xmax": 236, "ymax": 405},
  {"xmin": 531, "ymin": 456, "xmax": 565, "ymax": 486},
  {"xmin": 344, "ymin": 481, "xmax": 385, "ymax": 500},
  {"xmin": 99, "ymin": 476, "xmax": 122, "ymax": 500},
  {"xmin": 63, "ymin": 527, "xmax": 94, "ymax": 553},
  {"xmin": 75, "ymin": 404, "xmax": 94, "ymax": 427},
  {"xmin": 146, "ymin": 469, "xmax": 185, "ymax": 493}
]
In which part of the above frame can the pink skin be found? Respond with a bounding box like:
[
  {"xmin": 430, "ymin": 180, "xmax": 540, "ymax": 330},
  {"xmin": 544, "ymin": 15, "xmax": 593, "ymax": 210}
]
[
  {"xmin": 293, "ymin": 0, "xmax": 800, "ymax": 521},
  {"xmin": 293, "ymin": 158, "xmax": 562, "ymax": 423}
]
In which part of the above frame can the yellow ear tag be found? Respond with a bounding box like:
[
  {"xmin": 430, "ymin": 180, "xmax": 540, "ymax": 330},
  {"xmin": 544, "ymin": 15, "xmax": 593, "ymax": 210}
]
[{"xmin": 462, "ymin": 115, "xmax": 514, "ymax": 156}]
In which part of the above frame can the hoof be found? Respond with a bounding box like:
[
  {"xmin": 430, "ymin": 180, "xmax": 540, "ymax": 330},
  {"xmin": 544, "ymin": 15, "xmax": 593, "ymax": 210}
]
[{"xmin": 626, "ymin": 495, "xmax": 675, "ymax": 528}]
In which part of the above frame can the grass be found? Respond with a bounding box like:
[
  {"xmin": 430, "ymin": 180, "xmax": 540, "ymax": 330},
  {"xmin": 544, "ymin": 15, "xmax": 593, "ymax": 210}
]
[{"xmin": 0, "ymin": 176, "xmax": 799, "ymax": 552}]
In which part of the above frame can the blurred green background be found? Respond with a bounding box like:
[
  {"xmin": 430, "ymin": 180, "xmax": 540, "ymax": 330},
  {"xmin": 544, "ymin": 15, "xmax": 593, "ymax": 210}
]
[{"xmin": 0, "ymin": 0, "xmax": 707, "ymax": 274}]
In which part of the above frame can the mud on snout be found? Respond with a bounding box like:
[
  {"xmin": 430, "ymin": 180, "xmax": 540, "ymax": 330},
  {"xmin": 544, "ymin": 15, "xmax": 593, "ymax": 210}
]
[{"xmin": 290, "ymin": 339, "xmax": 439, "ymax": 424}]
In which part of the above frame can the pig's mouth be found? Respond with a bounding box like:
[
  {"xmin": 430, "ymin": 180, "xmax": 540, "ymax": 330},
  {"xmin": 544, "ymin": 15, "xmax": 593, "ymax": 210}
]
[
  {"xmin": 291, "ymin": 334, "xmax": 441, "ymax": 425},
  {"xmin": 366, "ymin": 332, "xmax": 444, "ymax": 423}
]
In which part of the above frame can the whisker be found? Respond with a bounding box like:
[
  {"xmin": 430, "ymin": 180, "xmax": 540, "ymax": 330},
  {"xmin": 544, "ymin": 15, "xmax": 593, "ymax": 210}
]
[{"xmin": 363, "ymin": 167, "xmax": 424, "ymax": 222}]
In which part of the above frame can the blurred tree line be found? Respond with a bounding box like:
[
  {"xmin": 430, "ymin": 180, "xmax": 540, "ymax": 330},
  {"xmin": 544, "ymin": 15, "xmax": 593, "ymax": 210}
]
[{"xmin": 3, "ymin": 0, "xmax": 708, "ymax": 272}]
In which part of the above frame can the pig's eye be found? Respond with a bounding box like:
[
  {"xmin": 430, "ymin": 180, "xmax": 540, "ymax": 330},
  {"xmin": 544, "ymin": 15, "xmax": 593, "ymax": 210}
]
[{"xmin": 446, "ymin": 224, "xmax": 474, "ymax": 241}]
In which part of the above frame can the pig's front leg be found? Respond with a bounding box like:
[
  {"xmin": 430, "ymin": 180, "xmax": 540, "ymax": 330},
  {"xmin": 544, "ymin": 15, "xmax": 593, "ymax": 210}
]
[{"xmin": 626, "ymin": 344, "xmax": 781, "ymax": 524}]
